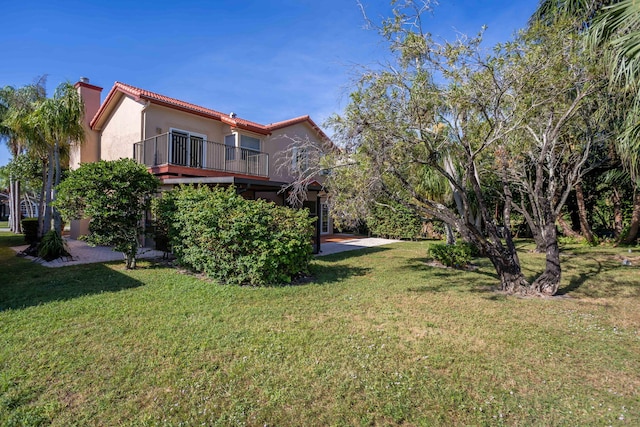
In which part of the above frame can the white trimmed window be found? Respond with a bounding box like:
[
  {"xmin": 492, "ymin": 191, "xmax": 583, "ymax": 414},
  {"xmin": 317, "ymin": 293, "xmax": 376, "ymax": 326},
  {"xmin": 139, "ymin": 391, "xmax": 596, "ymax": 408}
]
[
  {"xmin": 225, "ymin": 134, "xmax": 236, "ymax": 160},
  {"xmin": 225, "ymin": 133, "xmax": 261, "ymax": 161},
  {"xmin": 240, "ymin": 135, "xmax": 260, "ymax": 152},
  {"xmin": 291, "ymin": 147, "xmax": 309, "ymax": 172}
]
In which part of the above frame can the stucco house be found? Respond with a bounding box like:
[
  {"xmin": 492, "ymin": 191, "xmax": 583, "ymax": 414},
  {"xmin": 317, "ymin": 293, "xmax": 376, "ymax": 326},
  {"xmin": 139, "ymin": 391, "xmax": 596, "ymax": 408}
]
[{"xmin": 69, "ymin": 78, "xmax": 333, "ymax": 252}]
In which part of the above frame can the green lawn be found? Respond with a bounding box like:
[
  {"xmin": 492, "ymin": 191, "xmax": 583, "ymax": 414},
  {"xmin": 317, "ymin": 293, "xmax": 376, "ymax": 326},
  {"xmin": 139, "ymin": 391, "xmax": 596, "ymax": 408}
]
[
  {"xmin": 0, "ymin": 221, "xmax": 8, "ymax": 229},
  {"xmin": 1, "ymin": 233, "xmax": 638, "ymax": 426}
]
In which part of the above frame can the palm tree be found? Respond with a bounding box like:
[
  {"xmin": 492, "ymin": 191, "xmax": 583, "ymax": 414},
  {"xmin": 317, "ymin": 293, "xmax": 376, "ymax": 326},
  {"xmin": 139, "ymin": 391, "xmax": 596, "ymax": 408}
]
[
  {"xmin": 0, "ymin": 86, "xmax": 20, "ymax": 233},
  {"xmin": 531, "ymin": 0, "xmax": 608, "ymax": 24},
  {"xmin": 30, "ymin": 82, "xmax": 84, "ymax": 236},
  {"xmin": 0, "ymin": 80, "xmax": 46, "ymax": 233},
  {"xmin": 589, "ymin": 1, "xmax": 640, "ymax": 243}
]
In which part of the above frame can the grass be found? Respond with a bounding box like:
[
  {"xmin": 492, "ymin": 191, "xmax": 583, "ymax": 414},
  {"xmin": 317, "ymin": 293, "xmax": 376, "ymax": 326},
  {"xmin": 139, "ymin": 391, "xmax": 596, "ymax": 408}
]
[
  {"xmin": 0, "ymin": 233, "xmax": 638, "ymax": 426},
  {"xmin": 0, "ymin": 221, "xmax": 7, "ymax": 229}
]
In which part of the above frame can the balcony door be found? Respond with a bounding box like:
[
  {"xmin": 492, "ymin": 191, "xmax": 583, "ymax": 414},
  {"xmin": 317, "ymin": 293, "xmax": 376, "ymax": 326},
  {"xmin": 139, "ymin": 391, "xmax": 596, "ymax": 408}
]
[
  {"xmin": 240, "ymin": 135, "xmax": 261, "ymax": 175},
  {"xmin": 170, "ymin": 129, "xmax": 205, "ymax": 168}
]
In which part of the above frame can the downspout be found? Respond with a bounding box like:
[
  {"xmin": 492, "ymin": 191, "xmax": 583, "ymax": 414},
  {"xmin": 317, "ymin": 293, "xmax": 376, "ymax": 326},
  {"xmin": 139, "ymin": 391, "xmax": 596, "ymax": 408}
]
[
  {"xmin": 140, "ymin": 100, "xmax": 152, "ymax": 248},
  {"xmin": 141, "ymin": 100, "xmax": 151, "ymax": 141},
  {"xmin": 137, "ymin": 101, "xmax": 151, "ymax": 160}
]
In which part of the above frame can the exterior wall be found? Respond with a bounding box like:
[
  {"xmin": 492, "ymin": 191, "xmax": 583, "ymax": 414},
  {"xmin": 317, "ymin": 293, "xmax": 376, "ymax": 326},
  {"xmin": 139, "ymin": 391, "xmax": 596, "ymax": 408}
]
[
  {"xmin": 255, "ymin": 191, "xmax": 284, "ymax": 205},
  {"xmin": 266, "ymin": 122, "xmax": 321, "ymax": 182},
  {"xmin": 265, "ymin": 122, "xmax": 333, "ymax": 234},
  {"xmin": 100, "ymin": 96, "xmax": 145, "ymax": 161},
  {"xmin": 143, "ymin": 104, "xmax": 230, "ymax": 142}
]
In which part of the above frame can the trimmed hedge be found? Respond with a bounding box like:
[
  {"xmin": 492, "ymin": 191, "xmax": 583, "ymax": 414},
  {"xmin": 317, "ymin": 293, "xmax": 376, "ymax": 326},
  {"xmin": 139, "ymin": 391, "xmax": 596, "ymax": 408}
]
[
  {"xmin": 366, "ymin": 200, "xmax": 423, "ymax": 240},
  {"xmin": 156, "ymin": 186, "xmax": 315, "ymax": 286}
]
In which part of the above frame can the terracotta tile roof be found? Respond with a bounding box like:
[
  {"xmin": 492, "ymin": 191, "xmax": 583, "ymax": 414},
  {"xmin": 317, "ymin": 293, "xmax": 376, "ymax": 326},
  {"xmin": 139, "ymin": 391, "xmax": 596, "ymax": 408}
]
[
  {"xmin": 267, "ymin": 115, "xmax": 311, "ymax": 130},
  {"xmin": 90, "ymin": 82, "xmax": 331, "ymax": 141},
  {"xmin": 267, "ymin": 115, "xmax": 332, "ymax": 143}
]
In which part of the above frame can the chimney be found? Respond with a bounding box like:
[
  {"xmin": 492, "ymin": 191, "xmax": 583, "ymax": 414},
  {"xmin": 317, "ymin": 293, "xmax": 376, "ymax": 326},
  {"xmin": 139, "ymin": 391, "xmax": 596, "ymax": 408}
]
[
  {"xmin": 72, "ymin": 77, "xmax": 103, "ymax": 166},
  {"xmin": 69, "ymin": 77, "xmax": 104, "ymax": 239},
  {"xmin": 74, "ymin": 77, "xmax": 103, "ymax": 125}
]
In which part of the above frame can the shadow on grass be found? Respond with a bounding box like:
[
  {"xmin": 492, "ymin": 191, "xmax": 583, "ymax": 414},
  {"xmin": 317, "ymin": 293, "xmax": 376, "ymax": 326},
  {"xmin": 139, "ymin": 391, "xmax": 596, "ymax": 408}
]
[
  {"xmin": 306, "ymin": 246, "xmax": 392, "ymax": 286},
  {"xmin": 315, "ymin": 246, "xmax": 392, "ymax": 260},
  {"xmin": 307, "ymin": 263, "xmax": 373, "ymax": 286},
  {"xmin": 556, "ymin": 258, "xmax": 603, "ymax": 296},
  {"xmin": 0, "ymin": 240, "xmax": 149, "ymax": 311},
  {"xmin": 402, "ymin": 257, "xmax": 497, "ymax": 294},
  {"xmin": 558, "ymin": 256, "xmax": 640, "ymax": 298}
]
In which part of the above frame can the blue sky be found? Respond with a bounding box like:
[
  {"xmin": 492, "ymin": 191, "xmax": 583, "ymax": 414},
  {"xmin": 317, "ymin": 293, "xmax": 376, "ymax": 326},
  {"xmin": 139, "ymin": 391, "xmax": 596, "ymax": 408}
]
[{"xmin": 0, "ymin": 0, "xmax": 539, "ymax": 167}]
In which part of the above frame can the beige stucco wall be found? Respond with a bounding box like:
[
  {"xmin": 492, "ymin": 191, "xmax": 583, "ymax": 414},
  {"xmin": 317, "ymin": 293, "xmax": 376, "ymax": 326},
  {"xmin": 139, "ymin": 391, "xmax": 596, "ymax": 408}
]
[
  {"xmin": 143, "ymin": 104, "xmax": 229, "ymax": 142},
  {"xmin": 264, "ymin": 122, "xmax": 333, "ymax": 234},
  {"xmin": 100, "ymin": 96, "xmax": 144, "ymax": 161},
  {"xmin": 266, "ymin": 122, "xmax": 322, "ymax": 182}
]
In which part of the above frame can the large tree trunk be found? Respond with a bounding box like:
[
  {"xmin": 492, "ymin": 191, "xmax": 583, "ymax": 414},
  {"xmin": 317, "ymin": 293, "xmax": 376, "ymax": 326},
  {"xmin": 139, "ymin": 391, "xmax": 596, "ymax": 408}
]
[
  {"xmin": 522, "ymin": 209, "xmax": 546, "ymax": 251},
  {"xmin": 37, "ymin": 159, "xmax": 47, "ymax": 239},
  {"xmin": 9, "ymin": 178, "xmax": 21, "ymax": 233},
  {"xmin": 612, "ymin": 186, "xmax": 624, "ymax": 239},
  {"xmin": 622, "ymin": 190, "xmax": 640, "ymax": 244},
  {"xmin": 557, "ymin": 216, "xmax": 580, "ymax": 238},
  {"xmin": 444, "ymin": 223, "xmax": 456, "ymax": 245},
  {"xmin": 486, "ymin": 246, "xmax": 530, "ymax": 294},
  {"xmin": 531, "ymin": 219, "xmax": 561, "ymax": 296},
  {"xmin": 42, "ymin": 150, "xmax": 54, "ymax": 236},
  {"xmin": 575, "ymin": 182, "xmax": 595, "ymax": 244},
  {"xmin": 53, "ymin": 140, "xmax": 62, "ymax": 235}
]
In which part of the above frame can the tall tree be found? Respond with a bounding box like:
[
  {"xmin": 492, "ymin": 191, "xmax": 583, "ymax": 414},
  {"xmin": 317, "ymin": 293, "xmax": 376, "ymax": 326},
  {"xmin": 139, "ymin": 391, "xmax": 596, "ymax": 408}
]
[
  {"xmin": 595, "ymin": 1, "xmax": 640, "ymax": 242},
  {"xmin": 0, "ymin": 79, "xmax": 46, "ymax": 233},
  {"xmin": 290, "ymin": 2, "xmax": 602, "ymax": 295},
  {"xmin": 532, "ymin": 0, "xmax": 640, "ymax": 243},
  {"xmin": 531, "ymin": 0, "xmax": 611, "ymax": 24},
  {"xmin": 30, "ymin": 82, "xmax": 84, "ymax": 237},
  {"xmin": 502, "ymin": 18, "xmax": 605, "ymax": 291}
]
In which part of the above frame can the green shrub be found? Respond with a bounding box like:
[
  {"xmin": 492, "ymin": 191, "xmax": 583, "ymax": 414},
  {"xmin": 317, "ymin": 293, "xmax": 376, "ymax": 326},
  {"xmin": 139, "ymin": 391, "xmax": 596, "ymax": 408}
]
[
  {"xmin": 428, "ymin": 241, "xmax": 474, "ymax": 268},
  {"xmin": 366, "ymin": 200, "xmax": 423, "ymax": 240},
  {"xmin": 157, "ymin": 186, "xmax": 315, "ymax": 286},
  {"xmin": 21, "ymin": 218, "xmax": 39, "ymax": 244},
  {"xmin": 37, "ymin": 230, "xmax": 69, "ymax": 261}
]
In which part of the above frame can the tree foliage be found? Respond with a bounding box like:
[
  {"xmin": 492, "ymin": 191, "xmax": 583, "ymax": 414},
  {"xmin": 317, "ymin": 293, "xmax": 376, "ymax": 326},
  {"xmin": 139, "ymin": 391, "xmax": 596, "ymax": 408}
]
[
  {"xmin": 30, "ymin": 82, "xmax": 85, "ymax": 237},
  {"xmin": 0, "ymin": 79, "xmax": 46, "ymax": 233},
  {"xmin": 531, "ymin": 0, "xmax": 640, "ymax": 244},
  {"xmin": 54, "ymin": 159, "xmax": 159, "ymax": 269},
  {"xmin": 299, "ymin": 1, "xmax": 608, "ymax": 295}
]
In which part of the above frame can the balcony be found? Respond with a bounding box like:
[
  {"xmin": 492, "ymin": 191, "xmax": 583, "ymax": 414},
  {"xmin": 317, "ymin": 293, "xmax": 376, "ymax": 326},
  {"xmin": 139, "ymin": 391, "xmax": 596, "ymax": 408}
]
[{"xmin": 133, "ymin": 132, "xmax": 269, "ymax": 178}]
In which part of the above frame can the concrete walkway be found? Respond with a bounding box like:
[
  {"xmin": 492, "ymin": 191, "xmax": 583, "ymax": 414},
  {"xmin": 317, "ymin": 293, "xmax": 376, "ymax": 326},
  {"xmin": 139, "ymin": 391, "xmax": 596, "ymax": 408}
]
[
  {"xmin": 316, "ymin": 237, "xmax": 401, "ymax": 256},
  {"xmin": 11, "ymin": 239, "xmax": 164, "ymax": 268},
  {"xmin": 9, "ymin": 236, "xmax": 400, "ymax": 267}
]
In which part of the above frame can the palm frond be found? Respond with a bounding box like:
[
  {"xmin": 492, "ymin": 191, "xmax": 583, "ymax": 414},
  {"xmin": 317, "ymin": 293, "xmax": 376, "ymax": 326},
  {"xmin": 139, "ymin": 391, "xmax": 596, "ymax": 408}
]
[{"xmin": 530, "ymin": 0, "xmax": 607, "ymax": 25}]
